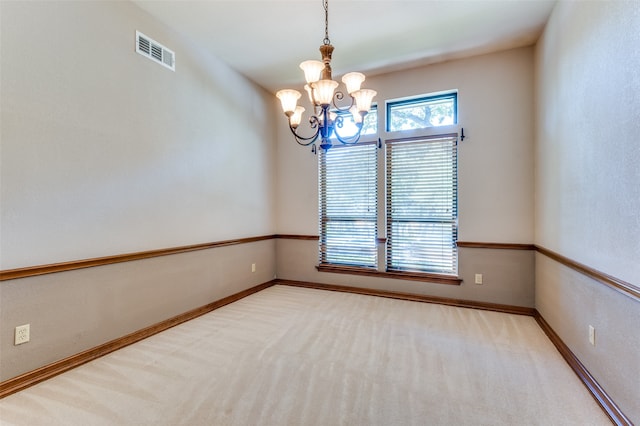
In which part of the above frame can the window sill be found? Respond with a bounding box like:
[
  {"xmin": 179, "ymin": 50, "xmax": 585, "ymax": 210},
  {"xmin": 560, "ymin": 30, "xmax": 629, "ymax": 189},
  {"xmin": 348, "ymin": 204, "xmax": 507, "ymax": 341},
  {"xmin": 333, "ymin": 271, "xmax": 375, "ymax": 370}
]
[{"xmin": 316, "ymin": 264, "xmax": 462, "ymax": 286}]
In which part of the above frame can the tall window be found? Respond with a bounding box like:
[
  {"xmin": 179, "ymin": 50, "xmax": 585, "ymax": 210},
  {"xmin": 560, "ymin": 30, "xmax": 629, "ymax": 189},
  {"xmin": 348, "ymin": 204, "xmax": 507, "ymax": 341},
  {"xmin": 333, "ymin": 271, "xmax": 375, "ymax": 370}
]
[
  {"xmin": 319, "ymin": 142, "xmax": 378, "ymax": 268},
  {"xmin": 319, "ymin": 91, "xmax": 458, "ymax": 278},
  {"xmin": 386, "ymin": 135, "xmax": 458, "ymax": 274}
]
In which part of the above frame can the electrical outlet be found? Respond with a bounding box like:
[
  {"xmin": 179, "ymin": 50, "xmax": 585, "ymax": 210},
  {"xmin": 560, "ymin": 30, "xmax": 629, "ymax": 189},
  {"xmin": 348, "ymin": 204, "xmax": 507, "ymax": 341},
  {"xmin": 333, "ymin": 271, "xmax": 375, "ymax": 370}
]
[
  {"xmin": 15, "ymin": 324, "xmax": 30, "ymax": 345},
  {"xmin": 589, "ymin": 325, "xmax": 595, "ymax": 346},
  {"xmin": 474, "ymin": 273, "xmax": 483, "ymax": 285},
  {"xmin": 251, "ymin": 263, "xmax": 256, "ymax": 273}
]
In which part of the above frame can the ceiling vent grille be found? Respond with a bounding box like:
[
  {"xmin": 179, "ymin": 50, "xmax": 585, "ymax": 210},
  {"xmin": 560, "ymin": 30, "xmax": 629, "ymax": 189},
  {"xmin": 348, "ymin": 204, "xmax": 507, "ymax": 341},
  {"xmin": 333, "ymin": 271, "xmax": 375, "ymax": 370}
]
[{"xmin": 136, "ymin": 31, "xmax": 175, "ymax": 71}]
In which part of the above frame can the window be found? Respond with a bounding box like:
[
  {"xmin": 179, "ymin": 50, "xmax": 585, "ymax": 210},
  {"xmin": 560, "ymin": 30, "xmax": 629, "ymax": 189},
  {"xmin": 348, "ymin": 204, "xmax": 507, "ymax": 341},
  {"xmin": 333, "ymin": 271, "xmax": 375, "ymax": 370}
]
[
  {"xmin": 319, "ymin": 142, "xmax": 378, "ymax": 268},
  {"xmin": 319, "ymin": 91, "xmax": 458, "ymax": 279},
  {"xmin": 386, "ymin": 135, "xmax": 458, "ymax": 274},
  {"xmin": 387, "ymin": 93, "xmax": 457, "ymax": 132}
]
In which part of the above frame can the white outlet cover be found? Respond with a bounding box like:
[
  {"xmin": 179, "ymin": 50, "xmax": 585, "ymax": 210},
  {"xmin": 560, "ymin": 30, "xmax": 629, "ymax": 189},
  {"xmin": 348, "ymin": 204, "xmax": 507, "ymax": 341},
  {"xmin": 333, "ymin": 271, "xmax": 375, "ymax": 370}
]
[
  {"xmin": 15, "ymin": 324, "xmax": 30, "ymax": 345},
  {"xmin": 588, "ymin": 325, "xmax": 595, "ymax": 346}
]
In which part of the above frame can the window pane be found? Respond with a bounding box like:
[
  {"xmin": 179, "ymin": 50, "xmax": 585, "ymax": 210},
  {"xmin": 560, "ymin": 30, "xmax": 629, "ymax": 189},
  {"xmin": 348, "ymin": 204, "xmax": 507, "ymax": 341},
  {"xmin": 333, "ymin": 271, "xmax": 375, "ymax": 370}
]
[
  {"xmin": 386, "ymin": 135, "xmax": 458, "ymax": 274},
  {"xmin": 323, "ymin": 220, "xmax": 377, "ymax": 266},
  {"xmin": 387, "ymin": 94, "xmax": 456, "ymax": 132},
  {"xmin": 319, "ymin": 143, "xmax": 377, "ymax": 268},
  {"xmin": 388, "ymin": 221, "xmax": 456, "ymax": 273}
]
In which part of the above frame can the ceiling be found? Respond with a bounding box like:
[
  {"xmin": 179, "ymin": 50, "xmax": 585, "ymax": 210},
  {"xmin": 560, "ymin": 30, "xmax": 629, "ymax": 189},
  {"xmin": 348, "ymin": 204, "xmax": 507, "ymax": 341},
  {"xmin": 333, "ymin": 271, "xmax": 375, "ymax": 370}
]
[{"xmin": 132, "ymin": 0, "xmax": 556, "ymax": 92}]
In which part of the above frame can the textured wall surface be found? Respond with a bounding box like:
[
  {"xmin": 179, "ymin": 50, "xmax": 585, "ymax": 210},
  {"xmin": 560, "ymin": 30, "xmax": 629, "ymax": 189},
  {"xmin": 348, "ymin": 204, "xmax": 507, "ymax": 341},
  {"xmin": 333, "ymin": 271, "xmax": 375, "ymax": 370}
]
[
  {"xmin": 276, "ymin": 240, "xmax": 535, "ymax": 308},
  {"xmin": 534, "ymin": 1, "xmax": 640, "ymax": 421},
  {"xmin": 535, "ymin": 1, "xmax": 640, "ymax": 284},
  {"xmin": 275, "ymin": 47, "xmax": 536, "ymax": 303},
  {"xmin": 0, "ymin": 1, "xmax": 277, "ymax": 383},
  {"xmin": 0, "ymin": 1, "xmax": 276, "ymax": 270},
  {"xmin": 0, "ymin": 241, "xmax": 277, "ymax": 382},
  {"xmin": 276, "ymin": 47, "xmax": 535, "ymax": 244}
]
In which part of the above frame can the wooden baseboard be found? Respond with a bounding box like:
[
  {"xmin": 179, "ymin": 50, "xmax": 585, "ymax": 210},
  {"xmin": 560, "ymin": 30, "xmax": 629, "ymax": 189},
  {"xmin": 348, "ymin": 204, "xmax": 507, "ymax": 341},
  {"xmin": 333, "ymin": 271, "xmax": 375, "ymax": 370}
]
[
  {"xmin": 276, "ymin": 279, "xmax": 534, "ymax": 316},
  {"xmin": 0, "ymin": 280, "xmax": 276, "ymax": 399},
  {"xmin": 533, "ymin": 311, "xmax": 632, "ymax": 426}
]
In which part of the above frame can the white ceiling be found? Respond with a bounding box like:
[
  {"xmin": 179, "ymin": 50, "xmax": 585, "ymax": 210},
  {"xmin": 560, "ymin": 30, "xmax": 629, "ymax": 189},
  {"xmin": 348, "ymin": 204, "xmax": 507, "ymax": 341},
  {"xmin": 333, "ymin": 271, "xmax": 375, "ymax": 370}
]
[{"xmin": 132, "ymin": 0, "xmax": 556, "ymax": 92}]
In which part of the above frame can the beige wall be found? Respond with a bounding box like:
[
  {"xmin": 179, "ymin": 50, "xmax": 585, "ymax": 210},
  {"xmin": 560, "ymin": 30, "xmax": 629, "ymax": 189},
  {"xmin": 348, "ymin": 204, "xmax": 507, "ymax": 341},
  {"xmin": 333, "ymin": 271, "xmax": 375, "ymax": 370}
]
[
  {"xmin": 277, "ymin": 240, "xmax": 534, "ymax": 308},
  {"xmin": 534, "ymin": 1, "xmax": 640, "ymax": 421},
  {"xmin": 276, "ymin": 46, "xmax": 535, "ymax": 243},
  {"xmin": 0, "ymin": 1, "xmax": 276, "ymax": 270},
  {"xmin": 0, "ymin": 1, "xmax": 277, "ymax": 382},
  {"xmin": 0, "ymin": 240, "xmax": 276, "ymax": 382},
  {"xmin": 276, "ymin": 47, "xmax": 536, "ymax": 306}
]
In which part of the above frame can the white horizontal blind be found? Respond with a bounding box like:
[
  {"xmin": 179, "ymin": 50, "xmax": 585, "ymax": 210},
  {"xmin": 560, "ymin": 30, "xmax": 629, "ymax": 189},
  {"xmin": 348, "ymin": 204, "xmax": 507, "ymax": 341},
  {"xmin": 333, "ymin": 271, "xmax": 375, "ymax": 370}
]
[
  {"xmin": 319, "ymin": 142, "xmax": 377, "ymax": 268},
  {"xmin": 386, "ymin": 134, "xmax": 458, "ymax": 274}
]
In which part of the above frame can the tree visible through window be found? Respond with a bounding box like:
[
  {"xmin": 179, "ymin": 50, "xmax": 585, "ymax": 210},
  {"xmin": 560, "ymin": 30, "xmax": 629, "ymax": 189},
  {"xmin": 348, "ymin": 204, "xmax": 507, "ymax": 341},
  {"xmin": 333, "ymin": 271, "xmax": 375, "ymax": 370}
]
[
  {"xmin": 386, "ymin": 135, "xmax": 458, "ymax": 274},
  {"xmin": 387, "ymin": 93, "xmax": 456, "ymax": 132}
]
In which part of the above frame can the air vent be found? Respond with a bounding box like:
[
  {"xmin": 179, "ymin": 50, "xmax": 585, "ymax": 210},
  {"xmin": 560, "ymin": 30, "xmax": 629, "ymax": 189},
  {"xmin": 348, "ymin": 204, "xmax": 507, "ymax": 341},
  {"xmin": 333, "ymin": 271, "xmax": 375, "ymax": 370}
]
[{"xmin": 136, "ymin": 31, "xmax": 175, "ymax": 71}]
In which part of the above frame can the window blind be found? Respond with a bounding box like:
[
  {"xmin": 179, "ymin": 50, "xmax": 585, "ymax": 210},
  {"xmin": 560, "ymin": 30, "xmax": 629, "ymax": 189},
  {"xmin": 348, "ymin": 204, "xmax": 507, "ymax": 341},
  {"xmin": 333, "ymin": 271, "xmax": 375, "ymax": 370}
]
[
  {"xmin": 386, "ymin": 134, "xmax": 458, "ymax": 274},
  {"xmin": 319, "ymin": 142, "xmax": 377, "ymax": 267}
]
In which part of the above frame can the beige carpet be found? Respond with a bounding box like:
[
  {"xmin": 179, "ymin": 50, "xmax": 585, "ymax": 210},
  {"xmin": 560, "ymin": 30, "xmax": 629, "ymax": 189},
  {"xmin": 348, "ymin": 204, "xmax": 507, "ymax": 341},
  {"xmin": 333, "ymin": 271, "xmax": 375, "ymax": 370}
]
[{"xmin": 0, "ymin": 285, "xmax": 609, "ymax": 425}]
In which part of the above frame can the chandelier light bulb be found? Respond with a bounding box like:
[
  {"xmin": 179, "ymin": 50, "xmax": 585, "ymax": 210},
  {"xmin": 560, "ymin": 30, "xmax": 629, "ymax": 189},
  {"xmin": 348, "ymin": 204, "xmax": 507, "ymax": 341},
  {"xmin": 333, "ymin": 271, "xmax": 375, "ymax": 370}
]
[
  {"xmin": 290, "ymin": 106, "xmax": 305, "ymax": 128},
  {"xmin": 304, "ymin": 84, "xmax": 314, "ymax": 103},
  {"xmin": 350, "ymin": 105, "xmax": 363, "ymax": 124}
]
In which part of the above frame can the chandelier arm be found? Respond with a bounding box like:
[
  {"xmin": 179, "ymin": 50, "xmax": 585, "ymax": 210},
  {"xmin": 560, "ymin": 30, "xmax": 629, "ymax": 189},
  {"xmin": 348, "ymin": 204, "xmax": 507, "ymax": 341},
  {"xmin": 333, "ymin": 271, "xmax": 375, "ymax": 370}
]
[
  {"xmin": 331, "ymin": 91, "xmax": 354, "ymax": 112},
  {"xmin": 288, "ymin": 115, "xmax": 322, "ymax": 146},
  {"xmin": 333, "ymin": 124, "xmax": 364, "ymax": 145}
]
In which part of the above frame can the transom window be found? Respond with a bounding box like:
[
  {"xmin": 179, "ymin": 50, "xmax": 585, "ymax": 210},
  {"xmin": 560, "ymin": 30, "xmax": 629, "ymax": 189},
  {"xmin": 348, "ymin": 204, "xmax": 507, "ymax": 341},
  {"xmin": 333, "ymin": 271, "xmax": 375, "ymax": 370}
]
[{"xmin": 387, "ymin": 93, "xmax": 457, "ymax": 132}]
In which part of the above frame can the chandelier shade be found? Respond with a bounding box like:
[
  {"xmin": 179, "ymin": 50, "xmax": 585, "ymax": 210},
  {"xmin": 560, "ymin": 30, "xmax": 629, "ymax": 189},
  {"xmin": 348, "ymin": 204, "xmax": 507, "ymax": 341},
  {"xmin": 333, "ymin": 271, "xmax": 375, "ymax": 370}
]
[
  {"xmin": 276, "ymin": 89, "xmax": 301, "ymax": 115},
  {"xmin": 300, "ymin": 60, "xmax": 325, "ymax": 84},
  {"xmin": 290, "ymin": 106, "xmax": 306, "ymax": 128},
  {"xmin": 352, "ymin": 89, "xmax": 377, "ymax": 113},
  {"xmin": 341, "ymin": 72, "xmax": 365, "ymax": 95},
  {"xmin": 276, "ymin": 0, "xmax": 376, "ymax": 151}
]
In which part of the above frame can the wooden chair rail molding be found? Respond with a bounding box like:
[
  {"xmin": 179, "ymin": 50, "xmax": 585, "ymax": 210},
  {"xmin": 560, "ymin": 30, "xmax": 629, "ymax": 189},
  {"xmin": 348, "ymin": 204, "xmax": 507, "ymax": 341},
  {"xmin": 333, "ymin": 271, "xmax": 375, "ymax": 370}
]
[
  {"xmin": 455, "ymin": 241, "xmax": 536, "ymax": 250},
  {"xmin": 535, "ymin": 246, "xmax": 640, "ymax": 303},
  {"xmin": 0, "ymin": 235, "xmax": 276, "ymax": 281},
  {"xmin": 1, "ymin": 235, "xmax": 638, "ymax": 303}
]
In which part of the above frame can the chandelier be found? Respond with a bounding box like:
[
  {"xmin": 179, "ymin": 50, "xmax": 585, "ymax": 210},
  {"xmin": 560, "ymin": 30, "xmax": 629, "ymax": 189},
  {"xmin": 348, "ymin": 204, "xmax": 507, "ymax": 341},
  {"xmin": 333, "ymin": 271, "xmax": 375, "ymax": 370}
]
[{"xmin": 276, "ymin": 0, "xmax": 377, "ymax": 151}]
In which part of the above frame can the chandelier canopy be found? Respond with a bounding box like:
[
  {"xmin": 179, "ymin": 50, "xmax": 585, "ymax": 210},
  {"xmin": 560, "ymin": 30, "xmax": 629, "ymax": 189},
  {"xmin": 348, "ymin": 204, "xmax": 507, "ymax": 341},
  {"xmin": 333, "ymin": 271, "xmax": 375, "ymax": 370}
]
[{"xmin": 276, "ymin": 0, "xmax": 377, "ymax": 151}]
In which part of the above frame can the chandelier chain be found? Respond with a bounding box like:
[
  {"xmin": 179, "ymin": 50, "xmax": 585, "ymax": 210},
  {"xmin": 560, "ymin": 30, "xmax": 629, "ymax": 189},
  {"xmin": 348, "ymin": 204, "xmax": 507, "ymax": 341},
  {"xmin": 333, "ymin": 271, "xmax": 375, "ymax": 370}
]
[{"xmin": 323, "ymin": 0, "xmax": 330, "ymax": 45}]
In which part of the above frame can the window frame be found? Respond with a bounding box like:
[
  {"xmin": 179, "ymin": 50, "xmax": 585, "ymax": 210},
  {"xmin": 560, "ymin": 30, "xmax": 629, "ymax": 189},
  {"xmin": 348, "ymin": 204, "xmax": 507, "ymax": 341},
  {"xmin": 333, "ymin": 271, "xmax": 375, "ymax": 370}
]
[
  {"xmin": 317, "ymin": 90, "xmax": 460, "ymax": 284},
  {"xmin": 386, "ymin": 92, "xmax": 458, "ymax": 132},
  {"xmin": 318, "ymin": 141, "xmax": 379, "ymax": 269},
  {"xmin": 385, "ymin": 133, "xmax": 459, "ymax": 276}
]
